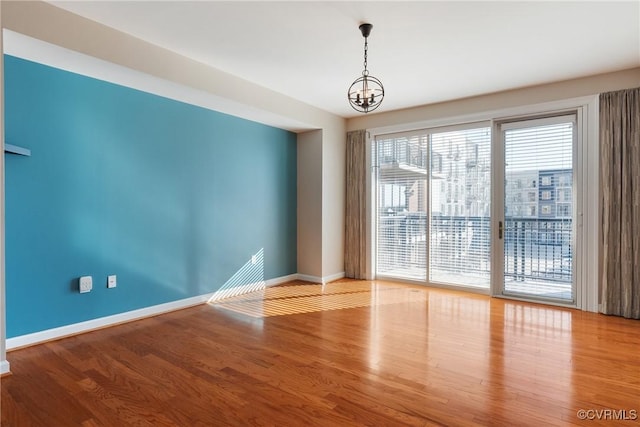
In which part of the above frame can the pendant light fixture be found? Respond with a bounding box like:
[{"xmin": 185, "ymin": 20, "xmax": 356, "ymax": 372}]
[{"xmin": 347, "ymin": 23, "xmax": 384, "ymax": 113}]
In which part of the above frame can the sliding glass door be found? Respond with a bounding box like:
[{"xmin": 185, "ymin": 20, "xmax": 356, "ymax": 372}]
[
  {"xmin": 373, "ymin": 124, "xmax": 491, "ymax": 289},
  {"xmin": 372, "ymin": 111, "xmax": 582, "ymax": 307}
]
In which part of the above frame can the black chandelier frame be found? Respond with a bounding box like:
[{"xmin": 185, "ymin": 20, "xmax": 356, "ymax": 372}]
[{"xmin": 347, "ymin": 23, "xmax": 384, "ymax": 113}]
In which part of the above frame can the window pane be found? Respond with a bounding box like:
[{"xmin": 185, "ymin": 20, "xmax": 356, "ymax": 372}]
[
  {"xmin": 429, "ymin": 127, "xmax": 491, "ymax": 288},
  {"xmin": 503, "ymin": 119, "xmax": 574, "ymax": 301},
  {"xmin": 375, "ymin": 133, "xmax": 428, "ymax": 281},
  {"xmin": 374, "ymin": 125, "xmax": 491, "ymax": 287}
]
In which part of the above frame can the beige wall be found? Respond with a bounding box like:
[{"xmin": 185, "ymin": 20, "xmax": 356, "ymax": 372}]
[
  {"xmin": 322, "ymin": 122, "xmax": 346, "ymax": 279},
  {"xmin": 297, "ymin": 122, "xmax": 347, "ymax": 281},
  {"xmin": 297, "ymin": 130, "xmax": 323, "ymax": 279},
  {"xmin": 347, "ymin": 67, "xmax": 640, "ymax": 131},
  {"xmin": 297, "ymin": 125, "xmax": 348, "ymax": 282}
]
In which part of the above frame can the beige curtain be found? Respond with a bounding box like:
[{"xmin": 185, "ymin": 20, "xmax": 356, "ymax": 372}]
[
  {"xmin": 600, "ymin": 87, "xmax": 640, "ymax": 319},
  {"xmin": 345, "ymin": 129, "xmax": 367, "ymax": 279}
]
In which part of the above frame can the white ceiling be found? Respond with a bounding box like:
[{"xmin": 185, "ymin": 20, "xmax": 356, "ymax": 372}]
[{"xmin": 50, "ymin": 1, "xmax": 640, "ymax": 118}]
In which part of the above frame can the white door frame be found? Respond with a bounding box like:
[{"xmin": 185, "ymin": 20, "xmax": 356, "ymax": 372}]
[{"xmin": 492, "ymin": 112, "xmax": 581, "ymax": 307}]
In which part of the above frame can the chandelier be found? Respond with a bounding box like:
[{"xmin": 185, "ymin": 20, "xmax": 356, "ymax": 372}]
[{"xmin": 347, "ymin": 23, "xmax": 384, "ymax": 113}]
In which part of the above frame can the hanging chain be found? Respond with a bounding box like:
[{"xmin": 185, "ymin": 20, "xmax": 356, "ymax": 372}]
[{"xmin": 362, "ymin": 37, "xmax": 369, "ymax": 76}]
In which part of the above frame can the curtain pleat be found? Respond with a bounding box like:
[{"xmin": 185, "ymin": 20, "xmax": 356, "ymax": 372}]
[
  {"xmin": 600, "ymin": 87, "xmax": 640, "ymax": 319},
  {"xmin": 345, "ymin": 129, "xmax": 367, "ymax": 279}
]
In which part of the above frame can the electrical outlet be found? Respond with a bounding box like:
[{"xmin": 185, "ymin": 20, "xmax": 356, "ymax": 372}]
[
  {"xmin": 107, "ymin": 275, "xmax": 117, "ymax": 288},
  {"xmin": 79, "ymin": 276, "xmax": 92, "ymax": 293}
]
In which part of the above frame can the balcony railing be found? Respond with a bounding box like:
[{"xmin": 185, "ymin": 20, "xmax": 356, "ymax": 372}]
[
  {"xmin": 377, "ymin": 214, "xmax": 572, "ymax": 284},
  {"xmin": 378, "ymin": 139, "xmax": 427, "ymax": 169},
  {"xmin": 503, "ymin": 217, "xmax": 572, "ymax": 283}
]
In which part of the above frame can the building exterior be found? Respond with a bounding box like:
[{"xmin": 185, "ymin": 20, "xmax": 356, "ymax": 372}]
[{"xmin": 505, "ymin": 169, "xmax": 573, "ymax": 219}]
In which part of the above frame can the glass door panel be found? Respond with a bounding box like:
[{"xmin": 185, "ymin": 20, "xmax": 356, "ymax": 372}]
[
  {"xmin": 373, "ymin": 124, "xmax": 491, "ymax": 287},
  {"xmin": 500, "ymin": 116, "xmax": 575, "ymax": 302},
  {"xmin": 374, "ymin": 132, "xmax": 428, "ymax": 281},
  {"xmin": 429, "ymin": 127, "xmax": 491, "ymax": 288}
]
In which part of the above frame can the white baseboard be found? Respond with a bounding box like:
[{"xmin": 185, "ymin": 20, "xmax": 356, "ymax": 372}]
[
  {"xmin": 322, "ymin": 271, "xmax": 345, "ymax": 283},
  {"xmin": 296, "ymin": 272, "xmax": 345, "ymax": 284},
  {"xmin": 207, "ymin": 274, "xmax": 296, "ymax": 303},
  {"xmin": 296, "ymin": 274, "xmax": 323, "ymax": 283},
  {"xmin": 269, "ymin": 274, "xmax": 299, "ymax": 286},
  {"xmin": 0, "ymin": 359, "xmax": 10, "ymax": 375},
  {"xmin": 6, "ymin": 273, "xmax": 298, "ymax": 351},
  {"xmin": 6, "ymin": 293, "xmax": 212, "ymax": 350}
]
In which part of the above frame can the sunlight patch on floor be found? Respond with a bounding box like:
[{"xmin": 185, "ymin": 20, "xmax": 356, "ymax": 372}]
[{"xmin": 209, "ymin": 280, "xmax": 428, "ymax": 318}]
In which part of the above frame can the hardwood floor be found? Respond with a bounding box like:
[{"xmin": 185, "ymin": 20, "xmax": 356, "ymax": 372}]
[{"xmin": 2, "ymin": 279, "xmax": 639, "ymax": 426}]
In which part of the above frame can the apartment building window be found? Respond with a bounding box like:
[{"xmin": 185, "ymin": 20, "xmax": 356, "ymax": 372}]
[
  {"xmin": 557, "ymin": 203, "xmax": 572, "ymax": 217},
  {"xmin": 557, "ymin": 188, "xmax": 572, "ymax": 202}
]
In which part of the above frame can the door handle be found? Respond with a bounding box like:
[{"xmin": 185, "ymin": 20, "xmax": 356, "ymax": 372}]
[{"xmin": 499, "ymin": 221, "xmax": 503, "ymax": 239}]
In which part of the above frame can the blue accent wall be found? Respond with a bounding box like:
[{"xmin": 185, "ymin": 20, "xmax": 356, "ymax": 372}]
[{"xmin": 4, "ymin": 55, "xmax": 297, "ymax": 337}]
